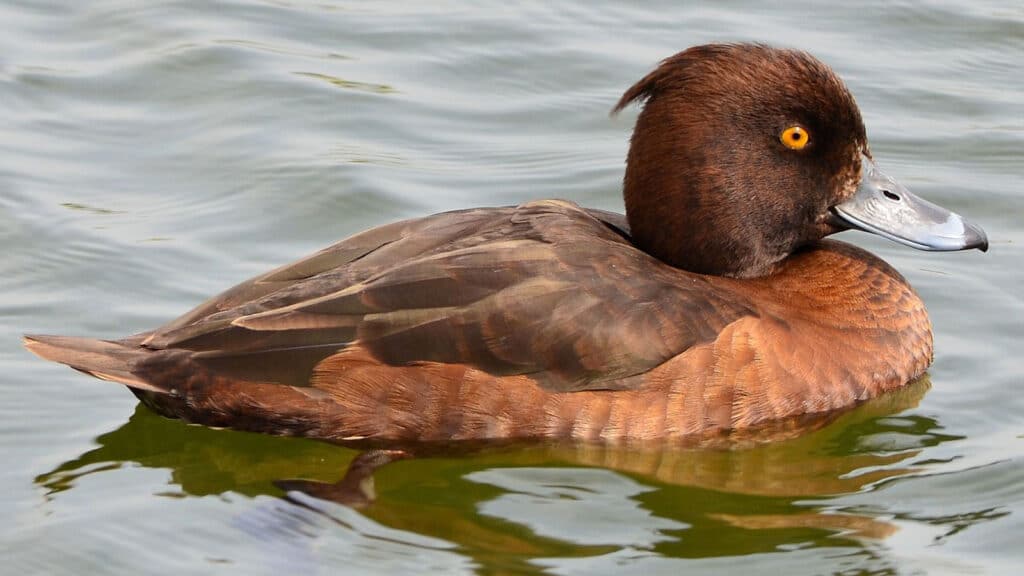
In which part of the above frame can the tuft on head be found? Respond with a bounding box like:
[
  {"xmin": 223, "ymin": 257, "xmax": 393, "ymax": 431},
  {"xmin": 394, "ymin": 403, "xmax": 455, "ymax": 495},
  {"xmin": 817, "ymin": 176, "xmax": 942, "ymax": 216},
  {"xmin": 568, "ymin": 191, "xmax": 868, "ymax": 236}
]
[
  {"xmin": 613, "ymin": 44, "xmax": 860, "ymax": 121},
  {"xmin": 611, "ymin": 44, "xmax": 759, "ymax": 115}
]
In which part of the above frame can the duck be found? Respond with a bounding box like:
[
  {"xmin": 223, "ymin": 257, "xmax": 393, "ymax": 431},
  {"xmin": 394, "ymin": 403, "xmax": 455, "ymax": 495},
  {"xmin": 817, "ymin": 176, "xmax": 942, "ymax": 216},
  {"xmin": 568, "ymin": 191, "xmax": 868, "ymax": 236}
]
[{"xmin": 25, "ymin": 43, "xmax": 987, "ymax": 446}]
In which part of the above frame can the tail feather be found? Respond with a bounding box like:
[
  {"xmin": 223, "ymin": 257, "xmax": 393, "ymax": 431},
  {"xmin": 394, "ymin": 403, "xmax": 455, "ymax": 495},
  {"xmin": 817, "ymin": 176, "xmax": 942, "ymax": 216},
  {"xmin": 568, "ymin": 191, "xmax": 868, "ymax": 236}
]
[{"xmin": 23, "ymin": 334, "xmax": 167, "ymax": 393}]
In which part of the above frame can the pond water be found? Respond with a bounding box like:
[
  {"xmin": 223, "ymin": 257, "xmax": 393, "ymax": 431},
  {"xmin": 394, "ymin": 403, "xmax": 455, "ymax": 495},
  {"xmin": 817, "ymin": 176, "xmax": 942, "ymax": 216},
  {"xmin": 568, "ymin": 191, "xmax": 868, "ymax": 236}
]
[{"xmin": 2, "ymin": 1, "xmax": 1022, "ymax": 574}]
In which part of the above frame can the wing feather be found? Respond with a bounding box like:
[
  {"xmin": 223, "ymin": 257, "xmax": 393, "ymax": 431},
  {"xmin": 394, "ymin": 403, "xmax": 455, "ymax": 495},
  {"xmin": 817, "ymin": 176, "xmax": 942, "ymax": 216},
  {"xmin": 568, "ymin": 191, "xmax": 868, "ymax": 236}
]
[{"xmin": 136, "ymin": 200, "xmax": 755, "ymax": 391}]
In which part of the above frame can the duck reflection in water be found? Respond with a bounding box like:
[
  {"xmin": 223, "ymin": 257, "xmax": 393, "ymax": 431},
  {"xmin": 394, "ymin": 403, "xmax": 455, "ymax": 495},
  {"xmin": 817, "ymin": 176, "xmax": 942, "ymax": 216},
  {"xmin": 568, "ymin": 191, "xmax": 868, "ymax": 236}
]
[{"xmin": 38, "ymin": 377, "xmax": 964, "ymax": 570}]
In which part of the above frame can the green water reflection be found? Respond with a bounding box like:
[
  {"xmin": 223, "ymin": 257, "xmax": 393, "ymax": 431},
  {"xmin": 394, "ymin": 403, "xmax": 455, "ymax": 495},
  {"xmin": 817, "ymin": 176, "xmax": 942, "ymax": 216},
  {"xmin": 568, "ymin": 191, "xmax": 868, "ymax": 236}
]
[{"xmin": 37, "ymin": 378, "xmax": 961, "ymax": 571}]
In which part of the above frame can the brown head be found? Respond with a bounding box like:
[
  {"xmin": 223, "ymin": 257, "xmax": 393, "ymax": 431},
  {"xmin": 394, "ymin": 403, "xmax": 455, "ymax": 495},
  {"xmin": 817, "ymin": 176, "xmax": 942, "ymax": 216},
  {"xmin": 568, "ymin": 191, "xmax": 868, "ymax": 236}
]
[{"xmin": 614, "ymin": 44, "xmax": 987, "ymax": 278}]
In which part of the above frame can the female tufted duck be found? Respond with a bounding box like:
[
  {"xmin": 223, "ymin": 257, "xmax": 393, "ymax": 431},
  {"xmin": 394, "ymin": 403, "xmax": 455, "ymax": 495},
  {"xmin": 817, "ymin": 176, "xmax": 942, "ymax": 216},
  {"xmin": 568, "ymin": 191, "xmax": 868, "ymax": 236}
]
[{"xmin": 26, "ymin": 44, "xmax": 987, "ymax": 445}]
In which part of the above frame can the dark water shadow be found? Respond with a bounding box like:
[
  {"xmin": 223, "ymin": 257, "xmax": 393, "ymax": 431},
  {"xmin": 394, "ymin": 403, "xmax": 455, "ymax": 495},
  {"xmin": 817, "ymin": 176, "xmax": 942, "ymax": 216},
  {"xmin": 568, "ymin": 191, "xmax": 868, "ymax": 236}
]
[{"xmin": 36, "ymin": 377, "xmax": 962, "ymax": 571}]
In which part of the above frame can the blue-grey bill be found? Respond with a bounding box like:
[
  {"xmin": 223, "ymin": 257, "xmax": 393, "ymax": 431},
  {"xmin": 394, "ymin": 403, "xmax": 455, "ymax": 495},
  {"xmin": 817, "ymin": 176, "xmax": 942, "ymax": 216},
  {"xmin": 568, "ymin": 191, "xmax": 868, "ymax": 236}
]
[{"xmin": 833, "ymin": 155, "xmax": 988, "ymax": 252}]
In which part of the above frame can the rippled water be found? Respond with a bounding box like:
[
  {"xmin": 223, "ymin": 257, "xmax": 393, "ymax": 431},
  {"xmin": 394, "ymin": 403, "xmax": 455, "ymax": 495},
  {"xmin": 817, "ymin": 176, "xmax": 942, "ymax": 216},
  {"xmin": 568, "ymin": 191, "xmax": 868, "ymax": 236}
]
[{"xmin": 2, "ymin": 1, "xmax": 1022, "ymax": 574}]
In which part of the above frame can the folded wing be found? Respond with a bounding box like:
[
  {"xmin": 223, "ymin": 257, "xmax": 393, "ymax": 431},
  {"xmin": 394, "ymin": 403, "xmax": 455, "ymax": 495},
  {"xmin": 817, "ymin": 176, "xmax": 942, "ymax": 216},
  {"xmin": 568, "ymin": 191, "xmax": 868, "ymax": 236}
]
[{"xmin": 135, "ymin": 200, "xmax": 755, "ymax": 392}]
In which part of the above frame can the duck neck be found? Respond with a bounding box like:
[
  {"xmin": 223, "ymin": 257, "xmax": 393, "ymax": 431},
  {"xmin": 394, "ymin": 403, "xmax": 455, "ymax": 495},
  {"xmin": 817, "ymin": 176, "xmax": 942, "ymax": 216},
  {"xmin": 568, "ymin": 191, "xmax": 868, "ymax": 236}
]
[{"xmin": 621, "ymin": 143, "xmax": 792, "ymax": 279}]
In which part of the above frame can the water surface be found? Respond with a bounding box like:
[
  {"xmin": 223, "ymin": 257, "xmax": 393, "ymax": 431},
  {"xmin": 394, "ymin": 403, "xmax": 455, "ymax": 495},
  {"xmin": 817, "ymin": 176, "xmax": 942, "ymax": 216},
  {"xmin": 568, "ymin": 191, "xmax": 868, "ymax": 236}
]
[{"xmin": 2, "ymin": 1, "xmax": 1022, "ymax": 574}]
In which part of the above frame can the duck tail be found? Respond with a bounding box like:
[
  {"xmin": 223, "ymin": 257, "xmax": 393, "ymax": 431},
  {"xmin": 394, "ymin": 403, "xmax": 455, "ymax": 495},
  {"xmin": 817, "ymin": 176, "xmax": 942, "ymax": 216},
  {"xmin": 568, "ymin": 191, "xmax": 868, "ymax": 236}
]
[{"xmin": 23, "ymin": 334, "xmax": 167, "ymax": 394}]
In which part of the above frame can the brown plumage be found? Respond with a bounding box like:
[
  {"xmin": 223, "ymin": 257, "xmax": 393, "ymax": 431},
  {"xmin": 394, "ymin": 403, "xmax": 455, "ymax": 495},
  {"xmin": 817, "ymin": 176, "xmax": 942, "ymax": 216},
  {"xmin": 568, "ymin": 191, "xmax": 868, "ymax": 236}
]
[{"xmin": 24, "ymin": 44, "xmax": 984, "ymax": 446}]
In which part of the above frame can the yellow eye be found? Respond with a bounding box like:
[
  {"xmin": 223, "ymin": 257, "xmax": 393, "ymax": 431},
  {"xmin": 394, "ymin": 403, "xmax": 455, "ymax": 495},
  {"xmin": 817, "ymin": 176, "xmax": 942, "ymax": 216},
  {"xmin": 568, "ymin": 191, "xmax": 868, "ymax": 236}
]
[{"xmin": 780, "ymin": 126, "xmax": 809, "ymax": 150}]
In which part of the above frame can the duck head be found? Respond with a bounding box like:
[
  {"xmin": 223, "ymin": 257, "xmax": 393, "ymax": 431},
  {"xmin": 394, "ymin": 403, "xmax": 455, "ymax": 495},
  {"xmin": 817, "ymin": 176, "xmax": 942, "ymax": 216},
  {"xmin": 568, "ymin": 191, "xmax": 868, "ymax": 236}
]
[{"xmin": 615, "ymin": 44, "xmax": 987, "ymax": 278}]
